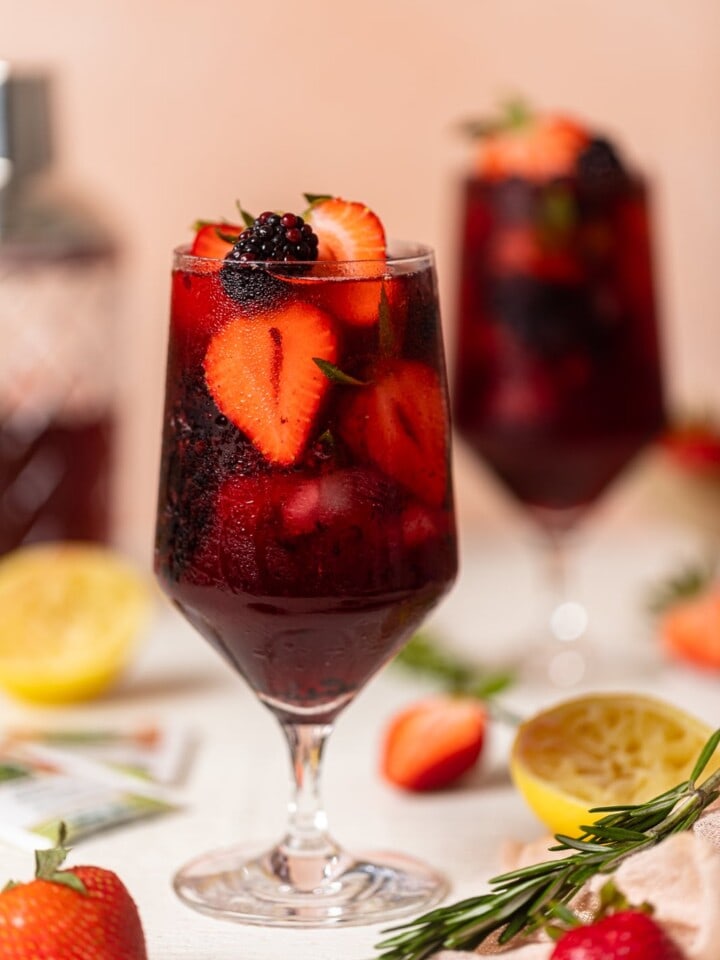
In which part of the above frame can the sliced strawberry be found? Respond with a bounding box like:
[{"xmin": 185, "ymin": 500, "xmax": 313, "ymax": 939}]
[
  {"xmin": 307, "ymin": 198, "xmax": 386, "ymax": 262},
  {"xmin": 338, "ymin": 359, "xmax": 449, "ymax": 507},
  {"xmin": 381, "ymin": 696, "xmax": 487, "ymax": 792},
  {"xmin": 204, "ymin": 302, "xmax": 338, "ymax": 466},
  {"xmin": 293, "ymin": 273, "xmax": 406, "ymax": 331},
  {"xmin": 663, "ymin": 424, "xmax": 720, "ymax": 476},
  {"xmin": 190, "ymin": 222, "xmax": 242, "ymax": 260},
  {"xmin": 490, "ymin": 225, "xmax": 584, "ymax": 283},
  {"xmin": 660, "ymin": 587, "xmax": 720, "ymax": 670},
  {"xmin": 476, "ymin": 114, "xmax": 590, "ymax": 181}
]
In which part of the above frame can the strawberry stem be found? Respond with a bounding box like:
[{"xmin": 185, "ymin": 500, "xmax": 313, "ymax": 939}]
[{"xmin": 33, "ymin": 822, "xmax": 87, "ymax": 895}]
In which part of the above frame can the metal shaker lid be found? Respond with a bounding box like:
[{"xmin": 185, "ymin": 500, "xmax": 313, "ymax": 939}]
[{"xmin": 0, "ymin": 61, "xmax": 53, "ymax": 188}]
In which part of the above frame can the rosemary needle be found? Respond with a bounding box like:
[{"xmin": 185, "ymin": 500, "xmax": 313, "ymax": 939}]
[{"xmin": 375, "ymin": 728, "xmax": 720, "ymax": 960}]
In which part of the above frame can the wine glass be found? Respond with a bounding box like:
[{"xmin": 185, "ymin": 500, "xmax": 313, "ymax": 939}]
[
  {"xmin": 155, "ymin": 242, "xmax": 457, "ymax": 925},
  {"xmin": 452, "ymin": 134, "xmax": 665, "ymax": 686}
]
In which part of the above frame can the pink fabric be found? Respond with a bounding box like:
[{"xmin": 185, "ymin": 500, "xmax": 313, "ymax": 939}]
[{"xmin": 434, "ymin": 808, "xmax": 720, "ymax": 959}]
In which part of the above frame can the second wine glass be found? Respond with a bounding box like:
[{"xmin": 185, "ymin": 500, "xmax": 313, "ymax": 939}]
[{"xmin": 452, "ymin": 113, "xmax": 665, "ymax": 685}]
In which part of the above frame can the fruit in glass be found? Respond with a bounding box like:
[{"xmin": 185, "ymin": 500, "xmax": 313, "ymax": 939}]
[
  {"xmin": 155, "ymin": 197, "xmax": 457, "ymax": 925},
  {"xmin": 452, "ymin": 107, "xmax": 665, "ymax": 683}
]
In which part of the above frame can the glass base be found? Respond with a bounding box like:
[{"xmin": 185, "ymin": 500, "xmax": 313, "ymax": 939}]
[{"xmin": 173, "ymin": 842, "xmax": 449, "ymax": 927}]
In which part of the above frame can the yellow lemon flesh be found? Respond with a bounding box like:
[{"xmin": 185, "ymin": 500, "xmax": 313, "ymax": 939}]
[
  {"xmin": 0, "ymin": 543, "xmax": 151, "ymax": 704},
  {"xmin": 510, "ymin": 692, "xmax": 718, "ymax": 837}
]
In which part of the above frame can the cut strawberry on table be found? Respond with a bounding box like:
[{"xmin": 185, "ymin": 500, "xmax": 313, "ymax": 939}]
[
  {"xmin": 338, "ymin": 359, "xmax": 449, "ymax": 507},
  {"xmin": 381, "ymin": 695, "xmax": 487, "ymax": 792},
  {"xmin": 661, "ymin": 584, "xmax": 720, "ymax": 671},
  {"xmin": 663, "ymin": 419, "xmax": 720, "ymax": 476},
  {"xmin": 0, "ymin": 826, "xmax": 147, "ymax": 959},
  {"xmin": 204, "ymin": 301, "xmax": 338, "ymax": 466},
  {"xmin": 307, "ymin": 196, "xmax": 386, "ymax": 263},
  {"xmin": 190, "ymin": 221, "xmax": 242, "ymax": 259}
]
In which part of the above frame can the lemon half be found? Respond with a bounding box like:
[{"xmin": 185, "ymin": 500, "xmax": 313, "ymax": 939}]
[
  {"xmin": 0, "ymin": 543, "xmax": 151, "ymax": 703},
  {"xmin": 510, "ymin": 693, "xmax": 719, "ymax": 837}
]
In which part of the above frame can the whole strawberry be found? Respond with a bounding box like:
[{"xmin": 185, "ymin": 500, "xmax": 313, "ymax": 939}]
[
  {"xmin": 0, "ymin": 827, "xmax": 147, "ymax": 960},
  {"xmin": 550, "ymin": 909, "xmax": 685, "ymax": 960}
]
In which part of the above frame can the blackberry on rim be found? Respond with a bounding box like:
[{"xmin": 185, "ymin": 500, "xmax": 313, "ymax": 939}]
[{"xmin": 221, "ymin": 211, "xmax": 319, "ymax": 305}]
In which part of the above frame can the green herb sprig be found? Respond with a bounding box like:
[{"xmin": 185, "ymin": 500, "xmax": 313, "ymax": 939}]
[
  {"xmin": 394, "ymin": 633, "xmax": 515, "ymax": 706},
  {"xmin": 646, "ymin": 557, "xmax": 717, "ymax": 616},
  {"xmin": 375, "ymin": 728, "xmax": 720, "ymax": 960}
]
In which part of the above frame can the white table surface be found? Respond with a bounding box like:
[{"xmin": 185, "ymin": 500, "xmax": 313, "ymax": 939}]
[{"xmin": 0, "ymin": 523, "xmax": 718, "ymax": 960}]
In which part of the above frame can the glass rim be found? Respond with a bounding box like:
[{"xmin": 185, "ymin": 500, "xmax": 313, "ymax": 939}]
[{"xmin": 172, "ymin": 239, "xmax": 434, "ymax": 270}]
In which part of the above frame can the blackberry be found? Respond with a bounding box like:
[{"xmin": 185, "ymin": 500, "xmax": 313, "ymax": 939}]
[
  {"xmin": 230, "ymin": 211, "xmax": 319, "ymax": 263},
  {"xmin": 489, "ymin": 276, "xmax": 601, "ymax": 358},
  {"xmin": 576, "ymin": 138, "xmax": 626, "ymax": 183},
  {"xmin": 221, "ymin": 211, "xmax": 319, "ymax": 305}
]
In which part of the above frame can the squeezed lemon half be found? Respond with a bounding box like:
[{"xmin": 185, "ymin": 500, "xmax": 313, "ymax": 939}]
[
  {"xmin": 0, "ymin": 543, "xmax": 151, "ymax": 703},
  {"xmin": 510, "ymin": 692, "xmax": 719, "ymax": 837}
]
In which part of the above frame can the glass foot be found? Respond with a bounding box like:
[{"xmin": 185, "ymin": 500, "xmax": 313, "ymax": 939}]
[{"xmin": 173, "ymin": 842, "xmax": 449, "ymax": 927}]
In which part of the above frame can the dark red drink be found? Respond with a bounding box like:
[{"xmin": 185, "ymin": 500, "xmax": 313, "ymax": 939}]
[
  {"xmin": 0, "ymin": 417, "xmax": 112, "ymax": 554},
  {"xmin": 156, "ymin": 246, "xmax": 457, "ymax": 723},
  {"xmin": 453, "ymin": 117, "xmax": 665, "ymax": 525}
]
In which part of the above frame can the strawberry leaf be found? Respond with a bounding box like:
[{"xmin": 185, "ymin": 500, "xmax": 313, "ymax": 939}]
[
  {"xmin": 313, "ymin": 359, "xmax": 370, "ymax": 387},
  {"xmin": 458, "ymin": 97, "xmax": 533, "ymax": 139},
  {"xmin": 49, "ymin": 871, "xmax": 88, "ymax": 895},
  {"xmin": 236, "ymin": 202, "xmax": 255, "ymax": 228},
  {"xmin": 35, "ymin": 840, "xmax": 68, "ymax": 879},
  {"xmin": 33, "ymin": 822, "xmax": 88, "ymax": 895},
  {"xmin": 216, "ymin": 228, "xmax": 241, "ymax": 244},
  {"xmin": 303, "ymin": 193, "xmax": 332, "ymax": 206},
  {"xmin": 647, "ymin": 559, "xmax": 716, "ymax": 615}
]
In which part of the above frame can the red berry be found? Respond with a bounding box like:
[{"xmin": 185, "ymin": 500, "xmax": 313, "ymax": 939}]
[
  {"xmin": 382, "ymin": 696, "xmax": 487, "ymax": 792},
  {"xmin": 0, "ymin": 847, "xmax": 147, "ymax": 960},
  {"xmin": 550, "ymin": 910, "xmax": 685, "ymax": 960}
]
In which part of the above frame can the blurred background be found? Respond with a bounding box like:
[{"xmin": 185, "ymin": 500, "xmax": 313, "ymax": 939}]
[{"xmin": 2, "ymin": 0, "xmax": 719, "ymax": 559}]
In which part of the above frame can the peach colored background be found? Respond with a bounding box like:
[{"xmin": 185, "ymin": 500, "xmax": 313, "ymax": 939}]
[{"xmin": 3, "ymin": 0, "xmax": 720, "ymax": 557}]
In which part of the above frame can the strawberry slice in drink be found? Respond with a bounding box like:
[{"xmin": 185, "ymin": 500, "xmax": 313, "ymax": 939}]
[
  {"xmin": 338, "ymin": 359, "xmax": 449, "ymax": 507},
  {"xmin": 297, "ymin": 197, "xmax": 389, "ymax": 326},
  {"xmin": 204, "ymin": 301, "xmax": 338, "ymax": 466}
]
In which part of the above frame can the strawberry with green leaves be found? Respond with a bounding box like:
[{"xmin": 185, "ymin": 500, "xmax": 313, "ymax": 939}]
[
  {"xmin": 0, "ymin": 827, "xmax": 147, "ymax": 960},
  {"xmin": 549, "ymin": 884, "xmax": 685, "ymax": 960},
  {"xmin": 463, "ymin": 101, "xmax": 590, "ymax": 181},
  {"xmin": 550, "ymin": 910, "xmax": 685, "ymax": 960}
]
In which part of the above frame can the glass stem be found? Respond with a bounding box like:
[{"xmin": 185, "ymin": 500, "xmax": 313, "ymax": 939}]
[
  {"xmin": 544, "ymin": 529, "xmax": 569, "ymax": 608},
  {"xmin": 270, "ymin": 722, "xmax": 348, "ymax": 891},
  {"xmin": 542, "ymin": 528, "xmax": 589, "ymax": 649},
  {"xmin": 282, "ymin": 722, "xmax": 333, "ymax": 853}
]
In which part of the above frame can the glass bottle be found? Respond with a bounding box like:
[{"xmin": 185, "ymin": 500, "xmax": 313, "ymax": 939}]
[{"xmin": 0, "ymin": 63, "xmax": 118, "ymax": 554}]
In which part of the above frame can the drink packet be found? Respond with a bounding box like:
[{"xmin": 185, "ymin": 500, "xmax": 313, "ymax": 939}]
[
  {"xmin": 0, "ymin": 740, "xmax": 179, "ymax": 851},
  {"xmin": 3, "ymin": 724, "xmax": 193, "ymax": 786}
]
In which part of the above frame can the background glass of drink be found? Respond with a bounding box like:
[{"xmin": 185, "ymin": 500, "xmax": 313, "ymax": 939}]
[
  {"xmin": 452, "ymin": 111, "xmax": 665, "ymax": 685},
  {"xmin": 155, "ymin": 242, "xmax": 457, "ymax": 925}
]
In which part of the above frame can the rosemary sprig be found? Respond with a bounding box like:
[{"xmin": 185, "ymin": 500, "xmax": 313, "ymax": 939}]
[
  {"xmin": 394, "ymin": 633, "xmax": 514, "ymax": 702},
  {"xmin": 646, "ymin": 556, "xmax": 717, "ymax": 615},
  {"xmin": 375, "ymin": 728, "xmax": 720, "ymax": 960}
]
